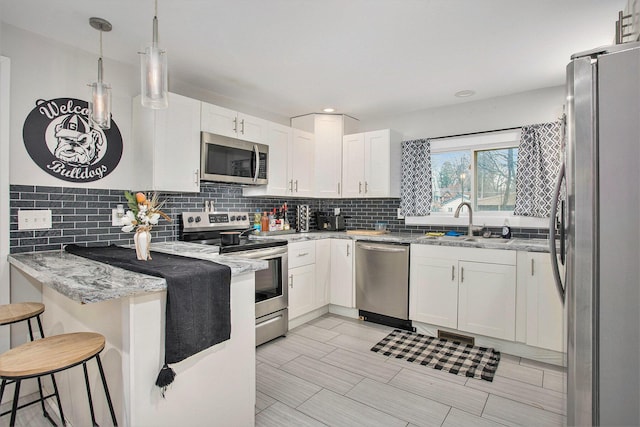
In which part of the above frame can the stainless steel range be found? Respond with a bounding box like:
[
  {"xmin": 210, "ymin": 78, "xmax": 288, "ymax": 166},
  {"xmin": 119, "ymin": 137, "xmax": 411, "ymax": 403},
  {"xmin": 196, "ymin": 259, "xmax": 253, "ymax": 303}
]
[{"xmin": 181, "ymin": 211, "xmax": 289, "ymax": 346}]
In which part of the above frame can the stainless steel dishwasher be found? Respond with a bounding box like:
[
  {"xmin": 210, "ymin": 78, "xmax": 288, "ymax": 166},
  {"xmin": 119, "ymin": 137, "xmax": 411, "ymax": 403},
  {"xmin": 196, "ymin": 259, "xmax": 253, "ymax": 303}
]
[{"xmin": 355, "ymin": 241, "xmax": 414, "ymax": 331}]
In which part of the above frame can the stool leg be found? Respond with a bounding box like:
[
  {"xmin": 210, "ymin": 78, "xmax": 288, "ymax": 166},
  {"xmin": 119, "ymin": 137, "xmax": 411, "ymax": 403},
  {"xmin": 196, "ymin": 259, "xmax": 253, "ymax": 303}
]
[
  {"xmin": 82, "ymin": 362, "xmax": 98, "ymax": 427},
  {"xmin": 9, "ymin": 379, "xmax": 20, "ymax": 427},
  {"xmin": 49, "ymin": 373, "xmax": 65, "ymax": 426},
  {"xmin": 29, "ymin": 317, "xmax": 54, "ymax": 424},
  {"xmin": 96, "ymin": 355, "xmax": 118, "ymax": 426}
]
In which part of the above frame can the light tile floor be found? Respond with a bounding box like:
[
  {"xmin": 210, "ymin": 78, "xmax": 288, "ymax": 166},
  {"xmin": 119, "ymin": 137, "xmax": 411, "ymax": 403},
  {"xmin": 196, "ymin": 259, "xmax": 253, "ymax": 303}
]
[{"xmin": 256, "ymin": 314, "xmax": 567, "ymax": 427}]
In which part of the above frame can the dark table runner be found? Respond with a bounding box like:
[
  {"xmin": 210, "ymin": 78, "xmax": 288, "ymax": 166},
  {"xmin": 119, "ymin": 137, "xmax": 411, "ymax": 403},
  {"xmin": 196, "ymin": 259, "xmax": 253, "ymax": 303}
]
[{"xmin": 65, "ymin": 244, "xmax": 232, "ymax": 395}]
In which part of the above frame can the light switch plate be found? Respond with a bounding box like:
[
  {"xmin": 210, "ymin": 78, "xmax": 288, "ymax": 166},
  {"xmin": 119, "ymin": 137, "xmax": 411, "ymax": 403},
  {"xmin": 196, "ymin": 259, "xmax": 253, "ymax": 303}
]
[{"xmin": 18, "ymin": 209, "xmax": 52, "ymax": 230}]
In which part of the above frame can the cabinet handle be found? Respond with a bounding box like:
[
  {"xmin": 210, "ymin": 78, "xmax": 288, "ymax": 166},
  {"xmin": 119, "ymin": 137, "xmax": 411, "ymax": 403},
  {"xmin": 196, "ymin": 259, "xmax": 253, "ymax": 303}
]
[
  {"xmin": 194, "ymin": 169, "xmax": 200, "ymax": 185},
  {"xmin": 365, "ymin": 181, "xmax": 368, "ymax": 193},
  {"xmin": 289, "ymin": 274, "xmax": 293, "ymax": 288},
  {"xmin": 289, "ymin": 180, "xmax": 293, "ymax": 192},
  {"xmin": 461, "ymin": 267, "xmax": 464, "ymax": 283},
  {"xmin": 297, "ymin": 252, "xmax": 309, "ymax": 257},
  {"xmin": 295, "ymin": 180, "xmax": 298, "ymax": 192},
  {"xmin": 359, "ymin": 182, "xmax": 362, "ymax": 194},
  {"xmin": 337, "ymin": 182, "xmax": 341, "ymax": 195},
  {"xmin": 451, "ymin": 265, "xmax": 455, "ymax": 281},
  {"xmin": 240, "ymin": 119, "xmax": 245, "ymax": 134},
  {"xmin": 531, "ymin": 258, "xmax": 534, "ymax": 276},
  {"xmin": 346, "ymin": 244, "xmax": 350, "ymax": 256},
  {"xmin": 233, "ymin": 117, "xmax": 238, "ymax": 133}
]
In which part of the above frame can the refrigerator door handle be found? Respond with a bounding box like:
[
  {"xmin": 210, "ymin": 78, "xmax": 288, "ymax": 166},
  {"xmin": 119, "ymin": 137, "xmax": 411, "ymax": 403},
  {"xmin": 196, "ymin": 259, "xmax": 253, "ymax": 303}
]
[{"xmin": 549, "ymin": 163, "xmax": 566, "ymax": 303}]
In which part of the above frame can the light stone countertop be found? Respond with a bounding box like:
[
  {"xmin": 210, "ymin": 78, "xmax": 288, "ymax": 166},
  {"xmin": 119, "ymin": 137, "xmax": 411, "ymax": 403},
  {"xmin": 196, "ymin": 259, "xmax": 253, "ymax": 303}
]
[
  {"xmin": 8, "ymin": 242, "xmax": 268, "ymax": 304},
  {"xmin": 250, "ymin": 231, "xmax": 553, "ymax": 253}
]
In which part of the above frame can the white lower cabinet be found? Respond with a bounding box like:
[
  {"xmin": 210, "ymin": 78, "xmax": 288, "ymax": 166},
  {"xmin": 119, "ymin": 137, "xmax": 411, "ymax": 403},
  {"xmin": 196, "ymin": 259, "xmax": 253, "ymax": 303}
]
[
  {"xmin": 288, "ymin": 264, "xmax": 316, "ymax": 320},
  {"xmin": 410, "ymin": 245, "xmax": 517, "ymax": 341},
  {"xmin": 457, "ymin": 261, "xmax": 516, "ymax": 341},
  {"xmin": 518, "ymin": 251, "xmax": 565, "ymax": 352},
  {"xmin": 329, "ymin": 239, "xmax": 355, "ymax": 308},
  {"xmin": 315, "ymin": 239, "xmax": 331, "ymax": 308}
]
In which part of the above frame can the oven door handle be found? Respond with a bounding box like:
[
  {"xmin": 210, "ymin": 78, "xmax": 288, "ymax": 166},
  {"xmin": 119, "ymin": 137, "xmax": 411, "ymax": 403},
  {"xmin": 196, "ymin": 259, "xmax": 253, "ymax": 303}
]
[{"xmin": 226, "ymin": 247, "xmax": 287, "ymax": 259}]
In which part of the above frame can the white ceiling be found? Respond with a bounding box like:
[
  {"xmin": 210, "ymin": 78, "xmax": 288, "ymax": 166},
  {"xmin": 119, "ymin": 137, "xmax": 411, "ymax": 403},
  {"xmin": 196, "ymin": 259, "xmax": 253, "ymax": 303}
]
[{"xmin": 0, "ymin": 0, "xmax": 627, "ymax": 122}]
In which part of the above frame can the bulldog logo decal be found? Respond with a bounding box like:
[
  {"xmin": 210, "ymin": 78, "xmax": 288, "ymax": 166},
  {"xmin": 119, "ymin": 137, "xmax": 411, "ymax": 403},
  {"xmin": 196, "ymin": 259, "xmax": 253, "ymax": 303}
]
[{"xmin": 23, "ymin": 98, "xmax": 123, "ymax": 182}]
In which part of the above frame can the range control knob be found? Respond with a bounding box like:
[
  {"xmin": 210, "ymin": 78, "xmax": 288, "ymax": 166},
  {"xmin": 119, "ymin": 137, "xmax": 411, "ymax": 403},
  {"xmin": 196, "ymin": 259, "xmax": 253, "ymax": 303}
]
[
  {"xmin": 187, "ymin": 217, "xmax": 194, "ymax": 223},
  {"xmin": 241, "ymin": 215, "xmax": 247, "ymax": 221},
  {"xmin": 195, "ymin": 216, "xmax": 201, "ymax": 223},
  {"xmin": 230, "ymin": 215, "xmax": 236, "ymax": 221}
]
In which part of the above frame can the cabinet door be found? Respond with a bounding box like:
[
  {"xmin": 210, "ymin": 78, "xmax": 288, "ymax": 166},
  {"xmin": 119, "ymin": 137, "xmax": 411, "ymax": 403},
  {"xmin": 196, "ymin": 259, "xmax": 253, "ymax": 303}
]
[
  {"xmin": 458, "ymin": 261, "xmax": 516, "ymax": 341},
  {"xmin": 315, "ymin": 239, "xmax": 331, "ymax": 308},
  {"xmin": 364, "ymin": 130, "xmax": 391, "ymax": 197},
  {"xmin": 237, "ymin": 113, "xmax": 266, "ymax": 143},
  {"xmin": 290, "ymin": 129, "xmax": 315, "ymax": 197},
  {"xmin": 314, "ymin": 115, "xmax": 343, "ymax": 198},
  {"xmin": 342, "ymin": 133, "xmax": 365, "ymax": 198},
  {"xmin": 409, "ymin": 255, "xmax": 458, "ymax": 328},
  {"xmin": 330, "ymin": 239, "xmax": 354, "ymax": 307},
  {"xmin": 201, "ymin": 102, "xmax": 238, "ymax": 138},
  {"xmin": 152, "ymin": 93, "xmax": 201, "ymax": 192},
  {"xmin": 289, "ymin": 264, "xmax": 316, "ymax": 320},
  {"xmin": 523, "ymin": 252, "xmax": 565, "ymax": 352}
]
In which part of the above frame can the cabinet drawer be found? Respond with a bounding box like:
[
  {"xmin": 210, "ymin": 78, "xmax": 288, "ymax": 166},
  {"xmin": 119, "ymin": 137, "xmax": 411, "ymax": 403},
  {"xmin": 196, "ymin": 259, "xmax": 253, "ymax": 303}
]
[{"xmin": 289, "ymin": 241, "xmax": 316, "ymax": 268}]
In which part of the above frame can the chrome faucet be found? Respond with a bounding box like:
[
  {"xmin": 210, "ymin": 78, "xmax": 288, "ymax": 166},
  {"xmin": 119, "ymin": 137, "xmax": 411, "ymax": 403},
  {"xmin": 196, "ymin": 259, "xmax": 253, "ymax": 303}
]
[{"xmin": 454, "ymin": 202, "xmax": 474, "ymax": 237}]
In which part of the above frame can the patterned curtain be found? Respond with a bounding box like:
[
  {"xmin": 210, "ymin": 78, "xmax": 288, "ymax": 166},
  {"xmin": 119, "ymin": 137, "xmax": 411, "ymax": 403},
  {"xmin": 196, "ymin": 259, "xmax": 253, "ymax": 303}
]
[
  {"xmin": 514, "ymin": 121, "xmax": 563, "ymax": 217},
  {"xmin": 400, "ymin": 139, "xmax": 431, "ymax": 216}
]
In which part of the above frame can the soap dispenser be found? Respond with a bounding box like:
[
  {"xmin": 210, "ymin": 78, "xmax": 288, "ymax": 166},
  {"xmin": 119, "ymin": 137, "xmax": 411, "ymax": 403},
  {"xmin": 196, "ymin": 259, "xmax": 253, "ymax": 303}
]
[{"xmin": 501, "ymin": 219, "xmax": 511, "ymax": 239}]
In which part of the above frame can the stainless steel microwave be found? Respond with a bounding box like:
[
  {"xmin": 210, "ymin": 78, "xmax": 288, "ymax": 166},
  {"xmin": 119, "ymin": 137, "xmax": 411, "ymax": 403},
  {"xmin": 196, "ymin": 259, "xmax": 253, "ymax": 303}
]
[{"xmin": 200, "ymin": 132, "xmax": 268, "ymax": 185}]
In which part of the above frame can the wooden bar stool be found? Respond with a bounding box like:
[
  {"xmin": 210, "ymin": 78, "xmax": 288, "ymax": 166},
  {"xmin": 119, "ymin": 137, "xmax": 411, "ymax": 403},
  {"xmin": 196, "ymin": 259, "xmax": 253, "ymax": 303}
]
[
  {"xmin": 0, "ymin": 332, "xmax": 118, "ymax": 426},
  {"xmin": 0, "ymin": 302, "xmax": 65, "ymax": 425}
]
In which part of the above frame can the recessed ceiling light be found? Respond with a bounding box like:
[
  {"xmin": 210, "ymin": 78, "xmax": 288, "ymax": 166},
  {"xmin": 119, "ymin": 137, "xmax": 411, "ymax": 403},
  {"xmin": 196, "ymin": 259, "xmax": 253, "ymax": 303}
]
[
  {"xmin": 322, "ymin": 107, "xmax": 335, "ymax": 113},
  {"xmin": 454, "ymin": 90, "xmax": 476, "ymax": 98}
]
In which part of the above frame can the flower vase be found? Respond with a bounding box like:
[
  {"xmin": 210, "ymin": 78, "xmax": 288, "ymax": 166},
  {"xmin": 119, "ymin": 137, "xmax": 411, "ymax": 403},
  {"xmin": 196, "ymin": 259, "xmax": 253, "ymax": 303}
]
[{"xmin": 134, "ymin": 226, "xmax": 152, "ymax": 261}]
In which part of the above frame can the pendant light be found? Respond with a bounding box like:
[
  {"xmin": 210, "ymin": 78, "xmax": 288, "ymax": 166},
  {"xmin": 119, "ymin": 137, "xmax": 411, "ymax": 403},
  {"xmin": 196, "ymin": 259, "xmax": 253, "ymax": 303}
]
[
  {"xmin": 88, "ymin": 17, "xmax": 112, "ymax": 129},
  {"xmin": 140, "ymin": 0, "xmax": 168, "ymax": 109}
]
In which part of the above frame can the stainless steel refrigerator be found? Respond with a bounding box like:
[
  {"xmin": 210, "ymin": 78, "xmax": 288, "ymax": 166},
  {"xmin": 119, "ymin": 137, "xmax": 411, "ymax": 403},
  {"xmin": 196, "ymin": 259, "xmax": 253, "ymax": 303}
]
[{"xmin": 551, "ymin": 41, "xmax": 640, "ymax": 426}]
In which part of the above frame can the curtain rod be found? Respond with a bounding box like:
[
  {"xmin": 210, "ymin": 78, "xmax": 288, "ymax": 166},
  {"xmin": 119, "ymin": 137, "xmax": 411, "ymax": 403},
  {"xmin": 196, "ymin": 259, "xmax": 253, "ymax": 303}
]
[{"xmin": 429, "ymin": 126, "xmax": 522, "ymax": 141}]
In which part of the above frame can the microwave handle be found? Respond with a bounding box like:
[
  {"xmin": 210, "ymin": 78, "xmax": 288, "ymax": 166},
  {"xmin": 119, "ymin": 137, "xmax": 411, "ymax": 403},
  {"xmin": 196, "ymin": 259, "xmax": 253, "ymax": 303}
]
[{"xmin": 252, "ymin": 144, "xmax": 260, "ymax": 183}]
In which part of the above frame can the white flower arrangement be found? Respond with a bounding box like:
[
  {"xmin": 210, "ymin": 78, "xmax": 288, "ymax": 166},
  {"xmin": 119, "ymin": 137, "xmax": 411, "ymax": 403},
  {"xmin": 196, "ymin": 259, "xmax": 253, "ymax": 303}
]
[{"xmin": 121, "ymin": 191, "xmax": 171, "ymax": 232}]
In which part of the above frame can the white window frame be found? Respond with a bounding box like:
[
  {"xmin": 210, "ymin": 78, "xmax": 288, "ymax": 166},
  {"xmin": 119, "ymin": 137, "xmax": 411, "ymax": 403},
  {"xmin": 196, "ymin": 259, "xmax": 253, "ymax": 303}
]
[{"xmin": 405, "ymin": 129, "xmax": 548, "ymax": 229}]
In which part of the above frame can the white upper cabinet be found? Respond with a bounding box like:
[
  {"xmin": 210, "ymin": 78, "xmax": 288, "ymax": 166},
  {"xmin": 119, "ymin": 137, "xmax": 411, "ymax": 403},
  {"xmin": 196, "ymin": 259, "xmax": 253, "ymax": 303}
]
[
  {"xmin": 201, "ymin": 102, "xmax": 266, "ymax": 143},
  {"xmin": 132, "ymin": 93, "xmax": 201, "ymax": 192},
  {"xmin": 243, "ymin": 125, "xmax": 314, "ymax": 197},
  {"xmin": 291, "ymin": 114, "xmax": 359, "ymax": 198},
  {"xmin": 342, "ymin": 129, "xmax": 402, "ymax": 198},
  {"xmin": 289, "ymin": 129, "xmax": 315, "ymax": 197}
]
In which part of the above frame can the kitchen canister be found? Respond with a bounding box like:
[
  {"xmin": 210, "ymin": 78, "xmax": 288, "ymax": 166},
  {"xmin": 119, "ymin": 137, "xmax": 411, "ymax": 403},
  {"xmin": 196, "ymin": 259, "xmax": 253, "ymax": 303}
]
[{"xmin": 297, "ymin": 205, "xmax": 310, "ymax": 233}]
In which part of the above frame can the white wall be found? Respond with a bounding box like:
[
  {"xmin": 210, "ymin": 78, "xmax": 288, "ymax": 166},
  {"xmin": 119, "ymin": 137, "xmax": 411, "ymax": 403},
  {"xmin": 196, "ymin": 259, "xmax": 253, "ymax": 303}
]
[
  {"xmin": 360, "ymin": 86, "xmax": 565, "ymax": 140},
  {"xmin": 3, "ymin": 25, "xmax": 139, "ymax": 188}
]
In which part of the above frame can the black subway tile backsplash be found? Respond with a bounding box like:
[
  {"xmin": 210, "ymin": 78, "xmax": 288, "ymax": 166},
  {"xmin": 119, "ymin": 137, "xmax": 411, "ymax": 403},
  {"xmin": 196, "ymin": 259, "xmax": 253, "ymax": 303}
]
[{"xmin": 8, "ymin": 183, "xmax": 550, "ymax": 253}]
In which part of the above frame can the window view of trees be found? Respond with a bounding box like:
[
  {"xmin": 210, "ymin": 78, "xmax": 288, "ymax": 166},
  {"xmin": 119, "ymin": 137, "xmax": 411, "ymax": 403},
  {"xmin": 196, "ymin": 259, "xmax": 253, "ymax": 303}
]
[
  {"xmin": 431, "ymin": 147, "xmax": 518, "ymax": 213},
  {"xmin": 476, "ymin": 148, "xmax": 517, "ymax": 211}
]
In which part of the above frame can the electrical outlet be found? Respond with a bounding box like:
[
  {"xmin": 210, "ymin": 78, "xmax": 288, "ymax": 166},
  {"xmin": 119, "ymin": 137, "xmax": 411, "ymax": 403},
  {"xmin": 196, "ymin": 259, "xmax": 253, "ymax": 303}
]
[
  {"xmin": 18, "ymin": 209, "xmax": 52, "ymax": 230},
  {"xmin": 334, "ymin": 208, "xmax": 340, "ymax": 215},
  {"xmin": 397, "ymin": 208, "xmax": 404, "ymax": 219},
  {"xmin": 112, "ymin": 208, "xmax": 124, "ymax": 226}
]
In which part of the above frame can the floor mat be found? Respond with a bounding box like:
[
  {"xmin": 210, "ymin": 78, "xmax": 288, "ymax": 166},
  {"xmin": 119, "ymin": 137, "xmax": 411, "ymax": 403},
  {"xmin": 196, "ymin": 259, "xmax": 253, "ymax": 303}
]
[{"xmin": 371, "ymin": 329, "xmax": 500, "ymax": 382}]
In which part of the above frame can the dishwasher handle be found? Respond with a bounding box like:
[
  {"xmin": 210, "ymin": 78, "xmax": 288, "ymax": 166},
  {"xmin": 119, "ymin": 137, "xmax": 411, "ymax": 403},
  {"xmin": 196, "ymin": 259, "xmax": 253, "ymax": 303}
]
[{"xmin": 356, "ymin": 243, "xmax": 408, "ymax": 253}]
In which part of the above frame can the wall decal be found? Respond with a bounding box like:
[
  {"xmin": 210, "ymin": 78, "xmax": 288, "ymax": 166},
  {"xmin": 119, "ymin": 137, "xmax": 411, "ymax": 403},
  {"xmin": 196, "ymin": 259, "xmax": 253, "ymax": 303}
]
[{"xmin": 22, "ymin": 98, "xmax": 123, "ymax": 183}]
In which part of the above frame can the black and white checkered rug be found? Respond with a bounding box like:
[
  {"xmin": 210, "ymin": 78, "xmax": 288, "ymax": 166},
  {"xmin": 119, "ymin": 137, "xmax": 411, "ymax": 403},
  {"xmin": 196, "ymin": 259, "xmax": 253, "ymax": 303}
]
[{"xmin": 371, "ymin": 329, "xmax": 501, "ymax": 382}]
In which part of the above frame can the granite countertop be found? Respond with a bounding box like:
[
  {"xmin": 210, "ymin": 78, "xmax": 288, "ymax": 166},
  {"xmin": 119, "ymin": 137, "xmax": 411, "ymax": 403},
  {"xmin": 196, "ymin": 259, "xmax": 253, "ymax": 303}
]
[
  {"xmin": 8, "ymin": 242, "xmax": 268, "ymax": 304},
  {"xmin": 251, "ymin": 231, "xmax": 552, "ymax": 253}
]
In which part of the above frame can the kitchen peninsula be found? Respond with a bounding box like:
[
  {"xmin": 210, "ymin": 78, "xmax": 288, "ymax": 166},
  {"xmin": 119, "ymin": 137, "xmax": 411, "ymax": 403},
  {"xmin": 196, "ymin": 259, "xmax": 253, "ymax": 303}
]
[{"xmin": 7, "ymin": 242, "xmax": 265, "ymax": 427}]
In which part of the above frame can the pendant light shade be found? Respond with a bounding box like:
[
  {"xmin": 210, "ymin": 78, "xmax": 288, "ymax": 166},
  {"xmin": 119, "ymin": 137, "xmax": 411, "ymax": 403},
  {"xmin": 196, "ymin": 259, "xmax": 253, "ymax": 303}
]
[
  {"xmin": 88, "ymin": 17, "xmax": 112, "ymax": 129},
  {"xmin": 140, "ymin": 0, "xmax": 168, "ymax": 109}
]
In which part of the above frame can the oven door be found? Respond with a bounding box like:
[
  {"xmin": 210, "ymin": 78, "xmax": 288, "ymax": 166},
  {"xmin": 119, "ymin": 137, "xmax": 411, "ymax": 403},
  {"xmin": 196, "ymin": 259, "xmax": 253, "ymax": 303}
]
[
  {"xmin": 200, "ymin": 132, "xmax": 268, "ymax": 185},
  {"xmin": 224, "ymin": 245, "xmax": 288, "ymax": 318}
]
